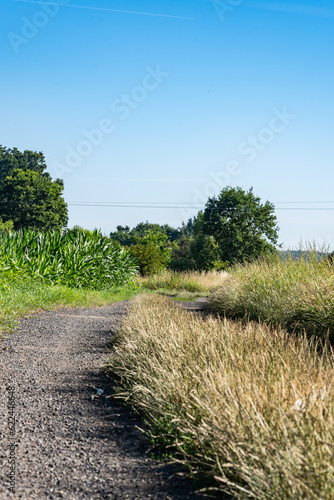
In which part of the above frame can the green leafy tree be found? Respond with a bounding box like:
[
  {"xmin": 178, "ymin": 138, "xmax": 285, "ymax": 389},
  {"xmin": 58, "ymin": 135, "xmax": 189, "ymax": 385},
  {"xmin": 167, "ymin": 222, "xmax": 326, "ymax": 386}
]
[
  {"xmin": 109, "ymin": 219, "xmax": 201, "ymax": 272},
  {"xmin": 170, "ymin": 214, "xmax": 225, "ymax": 271},
  {"xmin": 110, "ymin": 221, "xmax": 183, "ymax": 246},
  {"xmin": 190, "ymin": 212, "xmax": 227, "ymax": 270},
  {"xmin": 0, "ymin": 169, "xmax": 68, "ymax": 231},
  {"xmin": 109, "ymin": 225, "xmax": 133, "ymax": 246},
  {"xmin": 202, "ymin": 186, "xmax": 279, "ymax": 263},
  {"xmin": 170, "ymin": 235, "xmax": 196, "ymax": 271},
  {"xmin": 0, "ymin": 146, "xmax": 47, "ymax": 183}
]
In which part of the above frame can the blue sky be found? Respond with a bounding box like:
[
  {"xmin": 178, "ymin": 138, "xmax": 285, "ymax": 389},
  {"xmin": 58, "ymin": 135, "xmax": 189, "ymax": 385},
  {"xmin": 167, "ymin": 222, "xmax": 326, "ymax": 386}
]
[{"xmin": 1, "ymin": 0, "xmax": 334, "ymax": 249}]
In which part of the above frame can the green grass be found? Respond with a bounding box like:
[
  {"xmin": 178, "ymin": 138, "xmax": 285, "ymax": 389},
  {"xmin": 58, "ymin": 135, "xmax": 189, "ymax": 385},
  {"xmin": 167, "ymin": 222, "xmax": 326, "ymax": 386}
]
[
  {"xmin": 0, "ymin": 270, "xmax": 139, "ymax": 338},
  {"xmin": 208, "ymin": 250, "xmax": 334, "ymax": 342}
]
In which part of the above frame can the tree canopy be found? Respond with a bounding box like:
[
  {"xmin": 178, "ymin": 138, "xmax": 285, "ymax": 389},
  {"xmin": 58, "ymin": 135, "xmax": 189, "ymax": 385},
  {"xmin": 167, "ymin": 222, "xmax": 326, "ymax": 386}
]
[
  {"xmin": 0, "ymin": 145, "xmax": 47, "ymax": 183},
  {"xmin": 202, "ymin": 186, "xmax": 279, "ymax": 263},
  {"xmin": 0, "ymin": 147, "xmax": 68, "ymax": 231},
  {"xmin": 0, "ymin": 168, "xmax": 68, "ymax": 231},
  {"xmin": 110, "ymin": 221, "xmax": 192, "ymax": 246}
]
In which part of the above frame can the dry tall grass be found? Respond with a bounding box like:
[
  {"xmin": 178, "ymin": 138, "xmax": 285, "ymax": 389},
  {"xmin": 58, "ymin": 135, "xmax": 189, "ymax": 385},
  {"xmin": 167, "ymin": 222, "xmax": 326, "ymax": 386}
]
[
  {"xmin": 106, "ymin": 294, "xmax": 334, "ymax": 499},
  {"xmin": 209, "ymin": 251, "xmax": 334, "ymax": 341},
  {"xmin": 140, "ymin": 270, "xmax": 229, "ymax": 296}
]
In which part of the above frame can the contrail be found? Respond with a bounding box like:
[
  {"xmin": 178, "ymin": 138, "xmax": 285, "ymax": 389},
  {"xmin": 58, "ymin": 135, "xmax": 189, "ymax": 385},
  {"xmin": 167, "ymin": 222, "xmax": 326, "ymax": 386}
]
[{"xmin": 11, "ymin": 0, "xmax": 195, "ymax": 20}]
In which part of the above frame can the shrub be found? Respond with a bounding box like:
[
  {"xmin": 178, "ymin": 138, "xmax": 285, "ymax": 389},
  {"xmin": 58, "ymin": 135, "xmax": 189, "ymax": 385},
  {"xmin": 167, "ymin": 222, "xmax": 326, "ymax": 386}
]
[
  {"xmin": 130, "ymin": 243, "xmax": 166, "ymax": 276},
  {"xmin": 130, "ymin": 230, "xmax": 173, "ymax": 276}
]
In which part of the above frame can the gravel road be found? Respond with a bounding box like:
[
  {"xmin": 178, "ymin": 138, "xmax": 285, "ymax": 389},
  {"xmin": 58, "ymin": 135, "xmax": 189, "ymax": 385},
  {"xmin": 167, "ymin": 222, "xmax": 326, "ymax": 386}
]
[{"xmin": 0, "ymin": 300, "xmax": 227, "ymax": 500}]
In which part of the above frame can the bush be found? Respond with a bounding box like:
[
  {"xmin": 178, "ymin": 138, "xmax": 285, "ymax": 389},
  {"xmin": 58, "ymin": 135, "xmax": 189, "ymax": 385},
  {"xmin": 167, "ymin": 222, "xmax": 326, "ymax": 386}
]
[
  {"xmin": 129, "ymin": 230, "xmax": 173, "ymax": 276},
  {"xmin": 130, "ymin": 243, "xmax": 167, "ymax": 276},
  {"xmin": 170, "ymin": 236, "xmax": 196, "ymax": 271},
  {"xmin": 0, "ymin": 216, "xmax": 14, "ymax": 232}
]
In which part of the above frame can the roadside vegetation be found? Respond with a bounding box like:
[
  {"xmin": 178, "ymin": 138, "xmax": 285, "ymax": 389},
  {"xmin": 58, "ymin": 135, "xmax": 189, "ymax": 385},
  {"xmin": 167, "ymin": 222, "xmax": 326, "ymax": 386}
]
[
  {"xmin": 106, "ymin": 294, "xmax": 334, "ymax": 499},
  {"xmin": 140, "ymin": 270, "xmax": 228, "ymax": 300},
  {"xmin": 0, "ymin": 223, "xmax": 139, "ymax": 338},
  {"xmin": 0, "ymin": 270, "xmax": 139, "ymax": 338},
  {"xmin": 209, "ymin": 248, "xmax": 334, "ymax": 342},
  {"xmin": 2, "ymin": 147, "xmax": 332, "ymax": 498},
  {"xmin": 110, "ymin": 186, "xmax": 279, "ymax": 274}
]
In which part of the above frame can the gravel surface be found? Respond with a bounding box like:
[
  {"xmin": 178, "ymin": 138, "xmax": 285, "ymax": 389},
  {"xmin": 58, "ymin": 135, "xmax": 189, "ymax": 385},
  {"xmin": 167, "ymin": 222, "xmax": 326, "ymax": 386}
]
[{"xmin": 0, "ymin": 300, "xmax": 227, "ymax": 499}]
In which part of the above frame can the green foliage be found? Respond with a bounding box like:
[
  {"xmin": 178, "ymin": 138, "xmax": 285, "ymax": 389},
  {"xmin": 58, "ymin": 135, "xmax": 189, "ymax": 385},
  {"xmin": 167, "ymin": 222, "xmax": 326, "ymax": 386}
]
[
  {"xmin": 110, "ymin": 221, "xmax": 188, "ymax": 246},
  {"xmin": 0, "ymin": 169, "xmax": 68, "ymax": 231},
  {"xmin": 0, "ymin": 216, "xmax": 14, "ymax": 232},
  {"xmin": 170, "ymin": 214, "xmax": 229, "ymax": 271},
  {"xmin": 110, "ymin": 220, "xmax": 200, "ymax": 273},
  {"xmin": 0, "ymin": 145, "xmax": 47, "ymax": 183},
  {"xmin": 130, "ymin": 230, "xmax": 173, "ymax": 276},
  {"xmin": 190, "ymin": 212, "xmax": 223, "ymax": 270},
  {"xmin": 170, "ymin": 235, "xmax": 196, "ymax": 271},
  {"xmin": 0, "ymin": 228, "xmax": 138, "ymax": 290},
  {"xmin": 203, "ymin": 186, "xmax": 279, "ymax": 264},
  {"xmin": 0, "ymin": 146, "xmax": 68, "ymax": 231}
]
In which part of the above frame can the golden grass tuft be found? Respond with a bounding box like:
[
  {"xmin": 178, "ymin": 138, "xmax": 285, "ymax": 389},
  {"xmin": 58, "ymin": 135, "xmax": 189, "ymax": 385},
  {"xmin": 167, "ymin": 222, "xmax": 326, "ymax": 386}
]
[
  {"xmin": 139, "ymin": 270, "xmax": 229, "ymax": 297},
  {"xmin": 209, "ymin": 251, "xmax": 334, "ymax": 341},
  {"xmin": 106, "ymin": 294, "xmax": 334, "ymax": 499}
]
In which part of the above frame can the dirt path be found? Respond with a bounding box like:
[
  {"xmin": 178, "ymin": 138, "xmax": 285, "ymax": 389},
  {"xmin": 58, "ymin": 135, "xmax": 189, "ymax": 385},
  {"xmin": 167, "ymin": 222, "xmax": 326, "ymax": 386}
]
[{"xmin": 0, "ymin": 300, "xmax": 223, "ymax": 499}]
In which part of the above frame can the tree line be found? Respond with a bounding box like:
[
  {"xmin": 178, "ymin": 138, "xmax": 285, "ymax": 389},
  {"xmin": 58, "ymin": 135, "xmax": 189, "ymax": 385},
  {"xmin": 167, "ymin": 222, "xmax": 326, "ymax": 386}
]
[{"xmin": 0, "ymin": 146, "xmax": 280, "ymax": 274}]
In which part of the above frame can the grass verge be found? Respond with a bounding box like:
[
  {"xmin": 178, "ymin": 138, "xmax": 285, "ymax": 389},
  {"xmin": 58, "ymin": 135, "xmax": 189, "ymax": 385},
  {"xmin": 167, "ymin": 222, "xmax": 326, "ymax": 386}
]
[
  {"xmin": 0, "ymin": 271, "xmax": 139, "ymax": 338},
  {"xmin": 105, "ymin": 294, "xmax": 334, "ymax": 499},
  {"xmin": 140, "ymin": 270, "xmax": 228, "ymax": 300},
  {"xmin": 208, "ymin": 251, "xmax": 334, "ymax": 341}
]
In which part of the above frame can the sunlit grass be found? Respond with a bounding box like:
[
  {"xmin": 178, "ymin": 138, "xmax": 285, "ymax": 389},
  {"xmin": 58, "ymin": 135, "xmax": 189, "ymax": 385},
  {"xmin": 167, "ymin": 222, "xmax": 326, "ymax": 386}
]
[
  {"xmin": 0, "ymin": 271, "xmax": 139, "ymax": 338},
  {"xmin": 209, "ymin": 248, "xmax": 334, "ymax": 341},
  {"xmin": 140, "ymin": 270, "xmax": 228, "ymax": 299},
  {"xmin": 106, "ymin": 294, "xmax": 334, "ymax": 499}
]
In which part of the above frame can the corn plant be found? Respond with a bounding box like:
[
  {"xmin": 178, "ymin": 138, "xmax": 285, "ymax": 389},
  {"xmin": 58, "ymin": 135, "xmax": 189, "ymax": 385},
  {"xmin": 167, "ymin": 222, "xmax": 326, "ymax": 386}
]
[{"xmin": 0, "ymin": 228, "xmax": 138, "ymax": 290}]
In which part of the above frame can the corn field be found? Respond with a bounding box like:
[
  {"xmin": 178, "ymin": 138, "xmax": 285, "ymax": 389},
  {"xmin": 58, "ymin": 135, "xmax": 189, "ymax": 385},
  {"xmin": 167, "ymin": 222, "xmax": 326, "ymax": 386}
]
[{"xmin": 0, "ymin": 228, "xmax": 138, "ymax": 290}]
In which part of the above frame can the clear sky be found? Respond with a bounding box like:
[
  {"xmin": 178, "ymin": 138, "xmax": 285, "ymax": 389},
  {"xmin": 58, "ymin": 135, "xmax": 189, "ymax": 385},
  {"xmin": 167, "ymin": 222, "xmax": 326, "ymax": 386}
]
[{"xmin": 1, "ymin": 0, "xmax": 334, "ymax": 249}]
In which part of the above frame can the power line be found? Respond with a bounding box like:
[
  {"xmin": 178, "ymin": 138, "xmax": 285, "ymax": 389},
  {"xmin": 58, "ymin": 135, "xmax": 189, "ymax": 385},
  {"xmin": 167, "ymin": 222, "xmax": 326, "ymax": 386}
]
[
  {"xmin": 68, "ymin": 204, "xmax": 334, "ymax": 211},
  {"xmin": 68, "ymin": 200, "xmax": 334, "ymax": 204},
  {"xmin": 69, "ymin": 204, "xmax": 204, "ymax": 209},
  {"xmin": 275, "ymin": 208, "xmax": 334, "ymax": 211},
  {"xmin": 274, "ymin": 201, "xmax": 334, "ymax": 204},
  {"xmin": 2, "ymin": 200, "xmax": 334, "ymax": 210}
]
